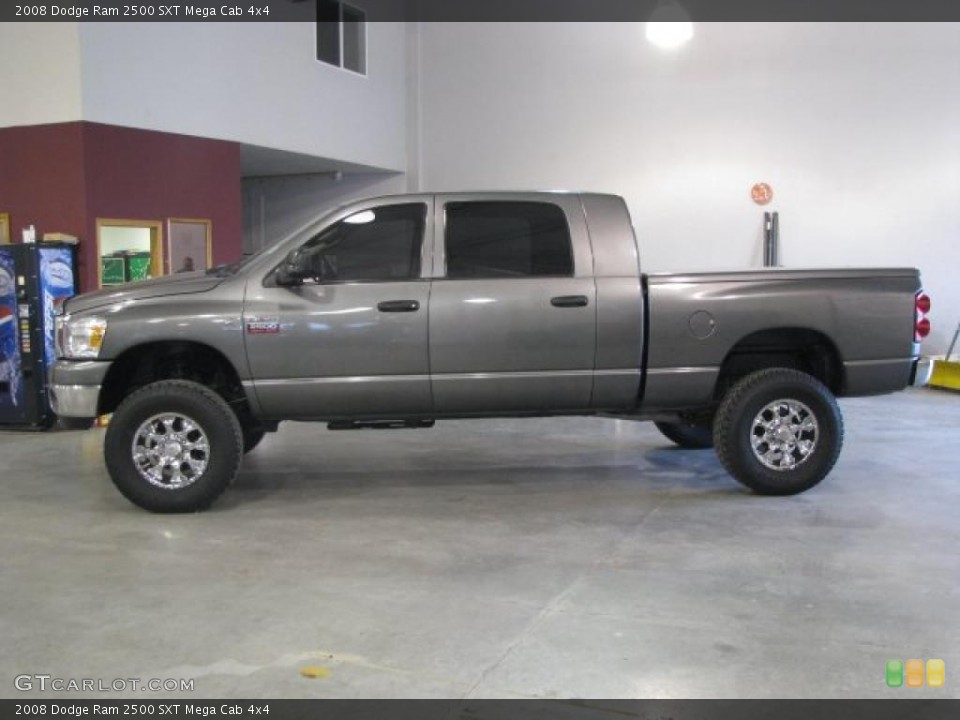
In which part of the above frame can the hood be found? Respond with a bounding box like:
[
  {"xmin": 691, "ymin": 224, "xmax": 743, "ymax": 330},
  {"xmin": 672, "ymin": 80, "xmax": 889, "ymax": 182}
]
[{"xmin": 65, "ymin": 272, "xmax": 225, "ymax": 315}]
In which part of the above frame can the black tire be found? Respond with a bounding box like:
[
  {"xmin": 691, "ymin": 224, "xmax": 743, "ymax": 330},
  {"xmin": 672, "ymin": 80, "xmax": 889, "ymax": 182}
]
[
  {"xmin": 713, "ymin": 368, "xmax": 843, "ymax": 496},
  {"xmin": 242, "ymin": 426, "xmax": 267, "ymax": 454},
  {"xmin": 655, "ymin": 419, "xmax": 714, "ymax": 449},
  {"xmin": 104, "ymin": 380, "xmax": 242, "ymax": 513}
]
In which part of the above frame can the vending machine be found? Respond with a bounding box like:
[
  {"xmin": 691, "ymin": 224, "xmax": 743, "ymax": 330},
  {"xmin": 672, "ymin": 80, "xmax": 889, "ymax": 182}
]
[{"xmin": 0, "ymin": 243, "xmax": 78, "ymax": 427}]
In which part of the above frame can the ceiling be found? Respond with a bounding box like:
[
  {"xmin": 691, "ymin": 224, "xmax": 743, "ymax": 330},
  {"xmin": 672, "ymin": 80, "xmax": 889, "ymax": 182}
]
[{"xmin": 239, "ymin": 143, "xmax": 395, "ymax": 179}]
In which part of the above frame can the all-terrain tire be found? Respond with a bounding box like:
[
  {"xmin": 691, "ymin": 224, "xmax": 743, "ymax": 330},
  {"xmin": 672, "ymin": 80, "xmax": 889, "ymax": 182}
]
[
  {"xmin": 242, "ymin": 426, "xmax": 267, "ymax": 454},
  {"xmin": 655, "ymin": 419, "xmax": 714, "ymax": 449},
  {"xmin": 713, "ymin": 368, "xmax": 844, "ymax": 496},
  {"xmin": 104, "ymin": 380, "xmax": 242, "ymax": 513}
]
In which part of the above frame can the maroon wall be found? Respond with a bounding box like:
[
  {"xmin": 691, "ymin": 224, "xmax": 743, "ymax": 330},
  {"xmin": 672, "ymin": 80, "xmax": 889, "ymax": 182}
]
[
  {"xmin": 0, "ymin": 121, "xmax": 242, "ymax": 292},
  {"xmin": 82, "ymin": 122, "xmax": 243, "ymax": 287},
  {"xmin": 0, "ymin": 122, "xmax": 88, "ymax": 262}
]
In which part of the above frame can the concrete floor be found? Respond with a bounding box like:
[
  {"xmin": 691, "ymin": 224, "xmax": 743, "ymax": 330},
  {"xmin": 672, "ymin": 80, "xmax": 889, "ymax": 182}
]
[{"xmin": 1, "ymin": 387, "xmax": 957, "ymax": 700}]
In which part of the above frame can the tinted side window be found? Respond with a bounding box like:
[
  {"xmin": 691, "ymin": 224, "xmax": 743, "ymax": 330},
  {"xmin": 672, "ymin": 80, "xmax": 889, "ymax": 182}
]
[
  {"xmin": 444, "ymin": 202, "xmax": 574, "ymax": 279},
  {"xmin": 299, "ymin": 203, "xmax": 425, "ymax": 283}
]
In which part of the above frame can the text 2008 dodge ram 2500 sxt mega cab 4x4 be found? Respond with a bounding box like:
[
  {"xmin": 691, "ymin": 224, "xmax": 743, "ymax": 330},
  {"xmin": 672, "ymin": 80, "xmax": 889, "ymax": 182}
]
[{"xmin": 50, "ymin": 193, "xmax": 933, "ymax": 512}]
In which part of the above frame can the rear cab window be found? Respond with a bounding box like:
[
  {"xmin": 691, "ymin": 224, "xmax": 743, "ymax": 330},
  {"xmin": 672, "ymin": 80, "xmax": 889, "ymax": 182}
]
[{"xmin": 443, "ymin": 201, "xmax": 574, "ymax": 279}]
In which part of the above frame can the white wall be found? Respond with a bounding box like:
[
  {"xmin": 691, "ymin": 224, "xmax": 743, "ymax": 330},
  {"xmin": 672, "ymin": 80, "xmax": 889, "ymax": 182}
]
[
  {"xmin": 78, "ymin": 22, "xmax": 408, "ymax": 171},
  {"xmin": 0, "ymin": 23, "xmax": 82, "ymax": 127},
  {"xmin": 415, "ymin": 22, "xmax": 960, "ymax": 353},
  {"xmin": 99, "ymin": 225, "xmax": 151, "ymax": 256},
  {"xmin": 242, "ymin": 172, "xmax": 406, "ymax": 255}
]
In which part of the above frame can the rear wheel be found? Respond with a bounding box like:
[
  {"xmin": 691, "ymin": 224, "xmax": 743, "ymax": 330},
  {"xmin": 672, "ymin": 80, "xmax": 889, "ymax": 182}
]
[
  {"xmin": 655, "ymin": 419, "xmax": 713, "ymax": 449},
  {"xmin": 56, "ymin": 416, "xmax": 94, "ymax": 431},
  {"xmin": 104, "ymin": 380, "xmax": 242, "ymax": 513},
  {"xmin": 713, "ymin": 368, "xmax": 843, "ymax": 495}
]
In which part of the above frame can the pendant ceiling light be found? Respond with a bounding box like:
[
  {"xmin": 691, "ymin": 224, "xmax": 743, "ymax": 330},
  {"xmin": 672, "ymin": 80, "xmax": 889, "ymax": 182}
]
[{"xmin": 646, "ymin": 0, "xmax": 694, "ymax": 50}]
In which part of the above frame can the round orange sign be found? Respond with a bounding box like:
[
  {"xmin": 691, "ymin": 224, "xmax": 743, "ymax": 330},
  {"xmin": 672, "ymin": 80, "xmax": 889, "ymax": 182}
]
[{"xmin": 751, "ymin": 182, "xmax": 773, "ymax": 205}]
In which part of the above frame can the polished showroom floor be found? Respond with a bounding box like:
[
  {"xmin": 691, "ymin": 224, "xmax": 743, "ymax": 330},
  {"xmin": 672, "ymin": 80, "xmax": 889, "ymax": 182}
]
[{"xmin": 1, "ymin": 388, "xmax": 957, "ymax": 699}]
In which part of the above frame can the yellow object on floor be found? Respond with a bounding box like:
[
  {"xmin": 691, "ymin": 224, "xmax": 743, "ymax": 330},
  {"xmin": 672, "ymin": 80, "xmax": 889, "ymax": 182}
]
[{"xmin": 930, "ymin": 359, "xmax": 960, "ymax": 391}]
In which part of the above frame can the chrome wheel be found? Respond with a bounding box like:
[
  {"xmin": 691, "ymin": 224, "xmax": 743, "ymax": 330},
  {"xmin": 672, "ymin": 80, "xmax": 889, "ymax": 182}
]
[
  {"xmin": 715, "ymin": 369, "xmax": 843, "ymax": 496},
  {"xmin": 750, "ymin": 399, "xmax": 818, "ymax": 471},
  {"xmin": 132, "ymin": 413, "xmax": 210, "ymax": 489},
  {"xmin": 107, "ymin": 380, "xmax": 243, "ymax": 512}
]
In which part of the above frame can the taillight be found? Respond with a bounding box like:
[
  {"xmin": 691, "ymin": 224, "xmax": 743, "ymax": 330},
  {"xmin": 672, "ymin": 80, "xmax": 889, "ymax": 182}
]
[{"xmin": 915, "ymin": 291, "xmax": 931, "ymax": 341}]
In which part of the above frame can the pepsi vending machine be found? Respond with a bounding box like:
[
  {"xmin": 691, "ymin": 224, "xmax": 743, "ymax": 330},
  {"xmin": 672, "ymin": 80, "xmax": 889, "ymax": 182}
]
[{"xmin": 0, "ymin": 243, "xmax": 78, "ymax": 427}]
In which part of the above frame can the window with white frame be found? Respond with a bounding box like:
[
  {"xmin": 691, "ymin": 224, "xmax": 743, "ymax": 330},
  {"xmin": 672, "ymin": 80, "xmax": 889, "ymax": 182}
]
[{"xmin": 316, "ymin": 0, "xmax": 366, "ymax": 75}]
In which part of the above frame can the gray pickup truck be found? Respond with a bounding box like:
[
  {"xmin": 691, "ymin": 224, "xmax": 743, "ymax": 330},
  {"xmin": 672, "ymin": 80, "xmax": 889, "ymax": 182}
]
[{"xmin": 51, "ymin": 192, "xmax": 932, "ymax": 512}]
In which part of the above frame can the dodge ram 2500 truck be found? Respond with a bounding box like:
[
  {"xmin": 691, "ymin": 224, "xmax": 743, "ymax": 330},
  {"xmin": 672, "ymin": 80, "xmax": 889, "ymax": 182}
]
[{"xmin": 50, "ymin": 193, "xmax": 933, "ymax": 512}]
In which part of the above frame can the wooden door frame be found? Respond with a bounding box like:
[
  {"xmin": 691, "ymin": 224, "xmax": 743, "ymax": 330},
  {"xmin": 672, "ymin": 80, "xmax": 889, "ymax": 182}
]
[
  {"xmin": 166, "ymin": 217, "xmax": 212, "ymax": 273},
  {"xmin": 95, "ymin": 218, "xmax": 163, "ymax": 287}
]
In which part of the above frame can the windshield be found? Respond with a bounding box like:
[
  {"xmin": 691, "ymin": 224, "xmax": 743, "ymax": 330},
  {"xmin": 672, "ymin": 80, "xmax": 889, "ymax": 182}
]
[
  {"xmin": 206, "ymin": 204, "xmax": 357, "ymax": 278},
  {"xmin": 205, "ymin": 244, "xmax": 274, "ymax": 277}
]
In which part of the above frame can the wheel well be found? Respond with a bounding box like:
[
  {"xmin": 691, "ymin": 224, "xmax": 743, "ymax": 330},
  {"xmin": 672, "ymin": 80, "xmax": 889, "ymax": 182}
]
[
  {"xmin": 715, "ymin": 328, "xmax": 844, "ymax": 399},
  {"xmin": 98, "ymin": 342, "xmax": 251, "ymax": 418}
]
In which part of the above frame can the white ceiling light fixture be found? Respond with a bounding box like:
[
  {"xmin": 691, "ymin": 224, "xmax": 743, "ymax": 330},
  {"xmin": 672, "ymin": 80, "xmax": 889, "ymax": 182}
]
[{"xmin": 645, "ymin": 0, "xmax": 694, "ymax": 50}]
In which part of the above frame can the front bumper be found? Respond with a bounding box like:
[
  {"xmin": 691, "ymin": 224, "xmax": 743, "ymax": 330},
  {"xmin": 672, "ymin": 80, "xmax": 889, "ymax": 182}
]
[
  {"xmin": 910, "ymin": 356, "xmax": 934, "ymax": 387},
  {"xmin": 48, "ymin": 360, "xmax": 112, "ymax": 418},
  {"xmin": 49, "ymin": 384, "xmax": 101, "ymax": 417}
]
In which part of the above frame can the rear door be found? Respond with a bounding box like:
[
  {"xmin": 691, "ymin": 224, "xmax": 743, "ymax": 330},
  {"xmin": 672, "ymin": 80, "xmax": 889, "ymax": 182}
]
[{"xmin": 428, "ymin": 194, "xmax": 597, "ymax": 413}]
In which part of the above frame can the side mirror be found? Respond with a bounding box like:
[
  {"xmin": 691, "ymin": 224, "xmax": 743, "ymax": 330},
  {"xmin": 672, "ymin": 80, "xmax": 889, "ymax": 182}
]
[{"xmin": 275, "ymin": 248, "xmax": 310, "ymax": 287}]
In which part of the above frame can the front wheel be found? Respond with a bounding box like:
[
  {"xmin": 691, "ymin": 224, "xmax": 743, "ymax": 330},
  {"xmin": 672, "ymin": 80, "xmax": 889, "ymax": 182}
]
[
  {"xmin": 713, "ymin": 368, "xmax": 844, "ymax": 496},
  {"xmin": 104, "ymin": 380, "xmax": 242, "ymax": 513},
  {"xmin": 242, "ymin": 426, "xmax": 267, "ymax": 454}
]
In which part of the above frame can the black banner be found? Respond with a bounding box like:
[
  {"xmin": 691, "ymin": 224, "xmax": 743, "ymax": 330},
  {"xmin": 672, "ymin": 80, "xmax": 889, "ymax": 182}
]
[
  {"xmin": 4, "ymin": 0, "xmax": 960, "ymax": 23},
  {"xmin": 2, "ymin": 700, "xmax": 960, "ymax": 719}
]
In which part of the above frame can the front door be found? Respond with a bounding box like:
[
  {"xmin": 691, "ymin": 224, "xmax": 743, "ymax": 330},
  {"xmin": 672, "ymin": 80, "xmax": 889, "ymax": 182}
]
[
  {"xmin": 429, "ymin": 195, "xmax": 597, "ymax": 414},
  {"xmin": 244, "ymin": 199, "xmax": 433, "ymax": 420}
]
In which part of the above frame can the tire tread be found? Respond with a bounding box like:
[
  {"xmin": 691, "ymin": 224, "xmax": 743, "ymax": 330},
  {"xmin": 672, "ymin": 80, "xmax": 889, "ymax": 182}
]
[
  {"xmin": 104, "ymin": 380, "xmax": 243, "ymax": 512},
  {"xmin": 655, "ymin": 420, "xmax": 714, "ymax": 449},
  {"xmin": 714, "ymin": 368, "xmax": 844, "ymax": 495}
]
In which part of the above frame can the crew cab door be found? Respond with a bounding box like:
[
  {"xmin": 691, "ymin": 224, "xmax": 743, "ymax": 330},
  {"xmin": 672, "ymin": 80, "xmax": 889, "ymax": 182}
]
[
  {"xmin": 428, "ymin": 194, "xmax": 597, "ymax": 413},
  {"xmin": 243, "ymin": 198, "xmax": 433, "ymax": 419}
]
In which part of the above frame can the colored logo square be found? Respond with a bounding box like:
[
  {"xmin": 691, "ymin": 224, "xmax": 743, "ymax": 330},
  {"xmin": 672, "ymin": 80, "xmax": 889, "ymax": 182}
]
[
  {"xmin": 906, "ymin": 659, "xmax": 925, "ymax": 688},
  {"xmin": 927, "ymin": 659, "xmax": 945, "ymax": 688},
  {"xmin": 886, "ymin": 660, "xmax": 904, "ymax": 688}
]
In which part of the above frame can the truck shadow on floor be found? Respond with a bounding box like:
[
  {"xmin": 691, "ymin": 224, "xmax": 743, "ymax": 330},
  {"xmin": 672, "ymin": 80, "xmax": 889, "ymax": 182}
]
[{"xmin": 225, "ymin": 441, "xmax": 740, "ymax": 508}]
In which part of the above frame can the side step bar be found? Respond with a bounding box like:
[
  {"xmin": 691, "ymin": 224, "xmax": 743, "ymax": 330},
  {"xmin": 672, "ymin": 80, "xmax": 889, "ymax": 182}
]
[{"xmin": 327, "ymin": 419, "xmax": 436, "ymax": 431}]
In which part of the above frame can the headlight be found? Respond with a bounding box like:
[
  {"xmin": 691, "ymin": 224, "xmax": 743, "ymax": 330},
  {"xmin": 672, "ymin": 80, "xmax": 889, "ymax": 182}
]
[{"xmin": 57, "ymin": 315, "xmax": 107, "ymax": 359}]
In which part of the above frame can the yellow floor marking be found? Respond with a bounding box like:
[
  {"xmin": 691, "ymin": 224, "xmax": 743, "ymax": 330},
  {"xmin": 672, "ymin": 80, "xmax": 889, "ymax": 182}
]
[{"xmin": 299, "ymin": 665, "xmax": 331, "ymax": 679}]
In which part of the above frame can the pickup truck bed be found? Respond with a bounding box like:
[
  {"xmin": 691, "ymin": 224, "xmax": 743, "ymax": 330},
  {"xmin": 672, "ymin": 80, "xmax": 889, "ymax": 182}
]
[{"xmin": 643, "ymin": 267, "xmax": 923, "ymax": 410}]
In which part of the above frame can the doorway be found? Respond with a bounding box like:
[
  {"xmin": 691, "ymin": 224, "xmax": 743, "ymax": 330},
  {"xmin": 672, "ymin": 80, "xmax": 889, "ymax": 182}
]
[{"xmin": 96, "ymin": 219, "xmax": 163, "ymax": 287}]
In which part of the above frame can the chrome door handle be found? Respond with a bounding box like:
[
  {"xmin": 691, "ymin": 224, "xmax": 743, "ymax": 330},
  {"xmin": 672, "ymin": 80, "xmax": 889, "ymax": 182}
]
[
  {"xmin": 377, "ymin": 300, "xmax": 421, "ymax": 313},
  {"xmin": 550, "ymin": 295, "xmax": 589, "ymax": 308}
]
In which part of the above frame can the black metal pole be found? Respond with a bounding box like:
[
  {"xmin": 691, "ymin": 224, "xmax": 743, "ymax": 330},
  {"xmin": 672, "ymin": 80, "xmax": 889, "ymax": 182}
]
[{"xmin": 771, "ymin": 211, "xmax": 780, "ymax": 267}]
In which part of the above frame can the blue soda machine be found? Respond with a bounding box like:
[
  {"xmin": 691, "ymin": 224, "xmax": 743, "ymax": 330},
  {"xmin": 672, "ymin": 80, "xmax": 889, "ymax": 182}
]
[{"xmin": 0, "ymin": 243, "xmax": 78, "ymax": 427}]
